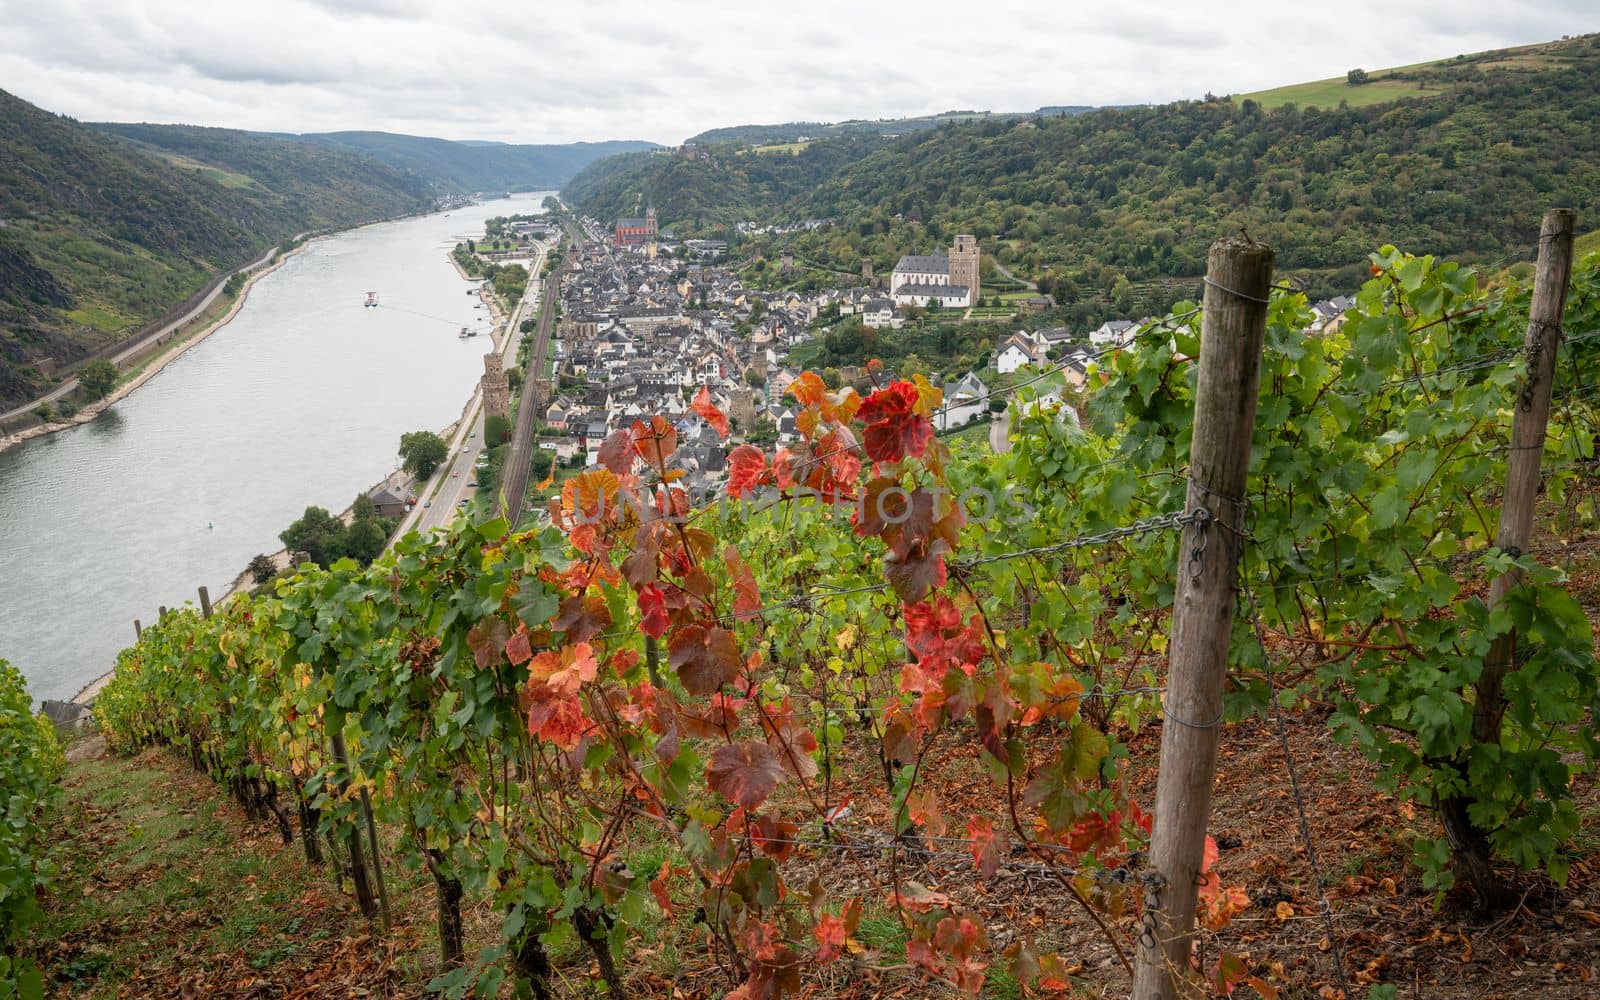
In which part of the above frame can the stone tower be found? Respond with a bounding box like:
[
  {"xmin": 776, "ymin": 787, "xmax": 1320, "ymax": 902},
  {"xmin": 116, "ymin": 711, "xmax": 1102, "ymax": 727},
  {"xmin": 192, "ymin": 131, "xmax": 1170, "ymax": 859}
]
[
  {"xmin": 949, "ymin": 235, "xmax": 980, "ymax": 302},
  {"xmin": 482, "ymin": 352, "xmax": 510, "ymax": 421},
  {"xmin": 861, "ymin": 257, "xmax": 874, "ymax": 283},
  {"xmin": 645, "ymin": 204, "xmax": 658, "ymax": 236}
]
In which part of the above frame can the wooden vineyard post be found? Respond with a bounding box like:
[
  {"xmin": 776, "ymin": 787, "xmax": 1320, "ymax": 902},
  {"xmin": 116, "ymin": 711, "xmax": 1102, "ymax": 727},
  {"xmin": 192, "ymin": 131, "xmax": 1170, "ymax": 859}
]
[
  {"xmin": 1131, "ymin": 236, "xmax": 1273, "ymax": 998},
  {"xmin": 134, "ymin": 619, "xmax": 141, "ymax": 641},
  {"xmin": 198, "ymin": 585, "xmax": 213, "ymax": 619},
  {"xmin": 1445, "ymin": 207, "xmax": 1577, "ymax": 906},
  {"xmin": 1475, "ymin": 207, "xmax": 1575, "ymax": 739}
]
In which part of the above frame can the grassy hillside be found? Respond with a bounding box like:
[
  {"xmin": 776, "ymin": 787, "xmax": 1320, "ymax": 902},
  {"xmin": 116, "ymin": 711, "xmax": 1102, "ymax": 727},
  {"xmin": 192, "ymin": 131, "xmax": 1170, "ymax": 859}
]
[
  {"xmin": 0, "ymin": 95, "xmax": 431, "ymax": 410},
  {"xmin": 567, "ymin": 34, "xmax": 1600, "ymax": 330},
  {"xmin": 1236, "ymin": 37, "xmax": 1582, "ymax": 109},
  {"xmin": 290, "ymin": 131, "xmax": 658, "ymax": 193}
]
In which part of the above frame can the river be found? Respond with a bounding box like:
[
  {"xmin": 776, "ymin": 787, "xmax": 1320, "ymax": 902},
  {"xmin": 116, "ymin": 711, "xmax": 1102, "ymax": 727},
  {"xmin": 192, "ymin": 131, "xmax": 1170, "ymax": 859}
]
[{"xmin": 0, "ymin": 193, "xmax": 552, "ymax": 703}]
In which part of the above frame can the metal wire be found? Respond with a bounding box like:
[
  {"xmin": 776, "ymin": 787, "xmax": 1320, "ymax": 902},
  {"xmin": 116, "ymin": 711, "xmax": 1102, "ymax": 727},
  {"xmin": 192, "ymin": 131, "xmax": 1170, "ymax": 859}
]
[{"xmin": 1239, "ymin": 542, "xmax": 1350, "ymax": 996}]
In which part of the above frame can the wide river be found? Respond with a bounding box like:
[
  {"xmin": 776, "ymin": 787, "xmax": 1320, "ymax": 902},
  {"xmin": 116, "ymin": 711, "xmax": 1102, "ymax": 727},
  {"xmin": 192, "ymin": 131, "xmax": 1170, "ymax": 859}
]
[{"xmin": 0, "ymin": 193, "xmax": 551, "ymax": 702}]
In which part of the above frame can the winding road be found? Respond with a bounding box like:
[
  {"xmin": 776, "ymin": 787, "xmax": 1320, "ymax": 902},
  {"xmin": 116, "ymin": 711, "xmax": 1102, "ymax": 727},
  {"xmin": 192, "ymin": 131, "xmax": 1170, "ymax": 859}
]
[{"xmin": 1, "ymin": 242, "xmax": 287, "ymax": 425}]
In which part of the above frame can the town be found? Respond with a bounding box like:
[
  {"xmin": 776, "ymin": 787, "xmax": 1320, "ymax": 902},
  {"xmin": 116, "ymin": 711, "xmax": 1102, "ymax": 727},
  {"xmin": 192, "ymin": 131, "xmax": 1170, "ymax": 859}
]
[{"xmin": 475, "ymin": 204, "xmax": 1360, "ymax": 505}]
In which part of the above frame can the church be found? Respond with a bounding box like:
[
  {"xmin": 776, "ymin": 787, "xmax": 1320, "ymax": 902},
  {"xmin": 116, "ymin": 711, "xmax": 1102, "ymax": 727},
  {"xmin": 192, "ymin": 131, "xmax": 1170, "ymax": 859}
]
[
  {"xmin": 890, "ymin": 235, "xmax": 980, "ymax": 308},
  {"xmin": 614, "ymin": 206, "xmax": 658, "ymax": 247}
]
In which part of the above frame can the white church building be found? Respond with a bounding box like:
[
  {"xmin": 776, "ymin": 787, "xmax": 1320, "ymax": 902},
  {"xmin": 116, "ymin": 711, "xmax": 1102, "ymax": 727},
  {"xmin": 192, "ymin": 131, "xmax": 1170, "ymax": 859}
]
[{"xmin": 890, "ymin": 235, "xmax": 980, "ymax": 309}]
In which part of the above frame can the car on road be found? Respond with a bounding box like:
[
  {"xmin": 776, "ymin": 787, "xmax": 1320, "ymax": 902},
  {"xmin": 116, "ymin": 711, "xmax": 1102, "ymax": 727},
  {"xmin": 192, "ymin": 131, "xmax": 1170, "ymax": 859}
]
[
  {"xmin": 457, "ymin": 499, "xmax": 469, "ymax": 508},
  {"xmin": 451, "ymin": 470, "xmax": 459, "ymax": 477},
  {"xmin": 467, "ymin": 480, "xmax": 478, "ymax": 487},
  {"xmin": 423, "ymin": 500, "xmax": 431, "ymax": 508}
]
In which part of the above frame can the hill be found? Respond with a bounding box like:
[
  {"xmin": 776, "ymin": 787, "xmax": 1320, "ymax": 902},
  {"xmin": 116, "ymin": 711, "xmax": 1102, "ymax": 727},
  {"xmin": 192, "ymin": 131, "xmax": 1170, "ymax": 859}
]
[
  {"xmin": 683, "ymin": 108, "xmax": 1095, "ymax": 147},
  {"xmin": 1234, "ymin": 36, "xmax": 1581, "ymax": 110},
  {"xmin": 288, "ymin": 131, "xmax": 657, "ymax": 193},
  {"xmin": 566, "ymin": 34, "xmax": 1600, "ymax": 327},
  {"xmin": 0, "ymin": 94, "xmax": 431, "ymax": 410},
  {"xmin": 562, "ymin": 134, "xmax": 891, "ymax": 232}
]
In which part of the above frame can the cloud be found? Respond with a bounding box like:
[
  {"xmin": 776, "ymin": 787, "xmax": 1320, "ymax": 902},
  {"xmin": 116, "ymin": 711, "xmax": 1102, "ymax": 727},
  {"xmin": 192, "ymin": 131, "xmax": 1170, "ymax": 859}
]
[{"xmin": 0, "ymin": 0, "xmax": 1589, "ymax": 144}]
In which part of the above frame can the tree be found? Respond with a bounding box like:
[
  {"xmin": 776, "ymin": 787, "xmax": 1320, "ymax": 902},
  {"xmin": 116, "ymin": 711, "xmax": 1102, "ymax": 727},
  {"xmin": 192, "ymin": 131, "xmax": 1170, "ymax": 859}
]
[
  {"xmin": 79, "ymin": 359, "xmax": 117, "ymax": 401},
  {"xmin": 485, "ymin": 414, "xmax": 512, "ymax": 447},
  {"xmin": 400, "ymin": 431, "xmax": 449, "ymax": 480},
  {"xmin": 224, "ymin": 271, "xmax": 247, "ymax": 298},
  {"xmin": 1347, "ymin": 68, "xmax": 1369, "ymax": 85},
  {"xmin": 339, "ymin": 518, "xmax": 390, "ymax": 567},
  {"xmin": 248, "ymin": 554, "xmax": 278, "ymax": 584},
  {"xmin": 279, "ymin": 506, "xmax": 345, "ymax": 568},
  {"xmin": 744, "ymin": 369, "xmax": 766, "ymax": 388}
]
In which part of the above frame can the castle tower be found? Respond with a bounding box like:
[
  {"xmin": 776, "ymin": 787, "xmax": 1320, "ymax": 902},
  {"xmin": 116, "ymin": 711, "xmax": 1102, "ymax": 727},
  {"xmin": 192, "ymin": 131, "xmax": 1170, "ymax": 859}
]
[
  {"xmin": 861, "ymin": 257, "xmax": 874, "ymax": 283},
  {"xmin": 949, "ymin": 235, "xmax": 980, "ymax": 305},
  {"xmin": 482, "ymin": 352, "xmax": 510, "ymax": 421}
]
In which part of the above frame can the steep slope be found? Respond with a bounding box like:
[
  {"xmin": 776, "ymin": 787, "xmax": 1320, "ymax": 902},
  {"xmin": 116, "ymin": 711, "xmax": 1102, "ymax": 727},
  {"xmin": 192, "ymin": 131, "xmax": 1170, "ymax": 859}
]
[
  {"xmin": 0, "ymin": 94, "xmax": 431, "ymax": 410},
  {"xmin": 566, "ymin": 34, "xmax": 1600, "ymax": 319},
  {"xmin": 562, "ymin": 134, "xmax": 889, "ymax": 231},
  {"xmin": 290, "ymin": 131, "xmax": 657, "ymax": 193}
]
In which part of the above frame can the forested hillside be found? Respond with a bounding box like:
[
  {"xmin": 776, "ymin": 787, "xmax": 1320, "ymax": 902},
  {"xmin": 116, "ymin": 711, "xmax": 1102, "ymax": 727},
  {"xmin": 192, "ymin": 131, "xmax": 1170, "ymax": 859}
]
[
  {"xmin": 287, "ymin": 131, "xmax": 657, "ymax": 193},
  {"xmin": 562, "ymin": 134, "xmax": 890, "ymax": 232},
  {"xmin": 566, "ymin": 34, "xmax": 1600, "ymax": 314},
  {"xmin": 0, "ymin": 94, "xmax": 431, "ymax": 410},
  {"xmin": 683, "ymin": 107, "xmax": 1093, "ymax": 147}
]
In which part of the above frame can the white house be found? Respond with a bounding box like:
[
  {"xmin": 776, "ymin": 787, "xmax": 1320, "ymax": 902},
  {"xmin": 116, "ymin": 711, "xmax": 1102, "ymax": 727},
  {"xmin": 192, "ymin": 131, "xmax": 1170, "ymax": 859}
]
[
  {"xmin": 935, "ymin": 372, "xmax": 991, "ymax": 430},
  {"xmin": 860, "ymin": 298, "xmax": 898, "ymax": 329},
  {"xmin": 1088, "ymin": 319, "xmax": 1136, "ymax": 347},
  {"xmin": 995, "ymin": 332, "xmax": 1046, "ymax": 374}
]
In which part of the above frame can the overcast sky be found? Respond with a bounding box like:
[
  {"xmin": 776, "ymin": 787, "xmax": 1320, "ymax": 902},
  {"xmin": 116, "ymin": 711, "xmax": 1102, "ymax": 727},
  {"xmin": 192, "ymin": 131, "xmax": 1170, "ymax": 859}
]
[{"xmin": 1, "ymin": 1, "xmax": 1593, "ymax": 145}]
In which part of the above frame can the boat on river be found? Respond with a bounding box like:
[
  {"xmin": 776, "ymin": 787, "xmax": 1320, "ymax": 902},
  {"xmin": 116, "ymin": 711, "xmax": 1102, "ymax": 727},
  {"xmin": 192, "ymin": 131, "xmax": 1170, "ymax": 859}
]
[{"xmin": 364, "ymin": 291, "xmax": 379, "ymax": 307}]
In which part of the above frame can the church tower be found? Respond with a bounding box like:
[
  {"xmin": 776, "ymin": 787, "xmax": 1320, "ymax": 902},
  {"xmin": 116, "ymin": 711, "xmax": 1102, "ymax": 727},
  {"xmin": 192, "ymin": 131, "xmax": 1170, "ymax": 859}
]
[
  {"xmin": 949, "ymin": 235, "xmax": 980, "ymax": 303},
  {"xmin": 645, "ymin": 204, "xmax": 658, "ymax": 238}
]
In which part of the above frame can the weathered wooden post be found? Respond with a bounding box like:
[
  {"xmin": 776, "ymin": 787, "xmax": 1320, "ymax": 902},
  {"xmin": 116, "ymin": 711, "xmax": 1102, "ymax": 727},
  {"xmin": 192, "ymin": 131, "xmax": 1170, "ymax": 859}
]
[
  {"xmin": 1444, "ymin": 208, "xmax": 1577, "ymax": 906},
  {"xmin": 1131, "ymin": 236, "xmax": 1272, "ymax": 998},
  {"xmin": 134, "ymin": 619, "xmax": 142, "ymax": 641},
  {"xmin": 198, "ymin": 585, "xmax": 213, "ymax": 619}
]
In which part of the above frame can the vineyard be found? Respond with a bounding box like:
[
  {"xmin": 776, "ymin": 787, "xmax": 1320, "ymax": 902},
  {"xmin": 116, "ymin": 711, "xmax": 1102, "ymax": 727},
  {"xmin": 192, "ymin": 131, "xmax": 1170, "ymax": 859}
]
[{"xmin": 73, "ymin": 218, "xmax": 1600, "ymax": 998}]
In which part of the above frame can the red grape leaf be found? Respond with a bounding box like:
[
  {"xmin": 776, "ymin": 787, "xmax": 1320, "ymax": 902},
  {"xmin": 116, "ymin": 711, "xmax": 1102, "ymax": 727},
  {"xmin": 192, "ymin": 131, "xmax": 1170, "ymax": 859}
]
[
  {"xmin": 692, "ymin": 386, "xmax": 730, "ymax": 439},
  {"xmin": 668, "ymin": 622, "xmax": 740, "ymax": 694},
  {"xmin": 638, "ymin": 584, "xmax": 669, "ymax": 639},
  {"xmin": 706, "ymin": 741, "xmax": 786, "ymax": 810},
  {"xmin": 597, "ymin": 428, "xmax": 634, "ymax": 475}
]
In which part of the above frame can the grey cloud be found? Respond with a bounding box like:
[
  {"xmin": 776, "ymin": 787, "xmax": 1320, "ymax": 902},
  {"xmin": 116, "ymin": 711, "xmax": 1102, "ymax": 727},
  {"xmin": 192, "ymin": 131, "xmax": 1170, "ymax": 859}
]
[{"xmin": 0, "ymin": 0, "xmax": 1589, "ymax": 144}]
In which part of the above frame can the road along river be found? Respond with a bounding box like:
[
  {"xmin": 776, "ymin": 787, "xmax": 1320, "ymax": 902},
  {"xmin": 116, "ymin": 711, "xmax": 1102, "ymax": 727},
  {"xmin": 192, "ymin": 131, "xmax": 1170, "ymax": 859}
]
[{"xmin": 0, "ymin": 193, "xmax": 552, "ymax": 702}]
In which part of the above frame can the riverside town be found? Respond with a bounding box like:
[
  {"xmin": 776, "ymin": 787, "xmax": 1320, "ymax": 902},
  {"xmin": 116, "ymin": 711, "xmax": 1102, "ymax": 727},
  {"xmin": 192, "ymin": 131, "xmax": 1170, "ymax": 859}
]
[{"xmin": 1, "ymin": 7, "xmax": 1598, "ymax": 1000}]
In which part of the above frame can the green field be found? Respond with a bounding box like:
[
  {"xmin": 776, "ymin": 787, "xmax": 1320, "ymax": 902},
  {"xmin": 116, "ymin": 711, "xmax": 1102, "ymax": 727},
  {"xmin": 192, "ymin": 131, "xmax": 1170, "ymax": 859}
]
[
  {"xmin": 749, "ymin": 141, "xmax": 812, "ymax": 155},
  {"xmin": 1576, "ymin": 229, "xmax": 1600, "ymax": 259},
  {"xmin": 1238, "ymin": 76, "xmax": 1449, "ymax": 110},
  {"xmin": 151, "ymin": 151, "xmax": 257, "ymax": 189},
  {"xmin": 65, "ymin": 303, "xmax": 127, "ymax": 333},
  {"xmin": 1235, "ymin": 38, "xmax": 1581, "ymax": 110}
]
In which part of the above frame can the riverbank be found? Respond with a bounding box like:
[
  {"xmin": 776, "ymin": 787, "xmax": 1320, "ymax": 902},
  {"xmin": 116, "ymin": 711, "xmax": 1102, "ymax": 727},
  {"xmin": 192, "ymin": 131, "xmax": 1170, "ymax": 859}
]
[
  {"xmin": 0, "ymin": 244, "xmax": 305, "ymax": 456},
  {"xmin": 43, "ymin": 199, "xmax": 544, "ymax": 707}
]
